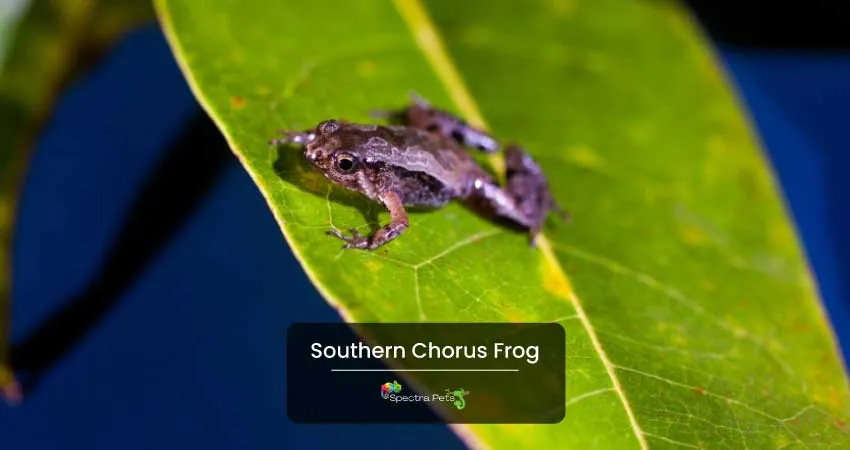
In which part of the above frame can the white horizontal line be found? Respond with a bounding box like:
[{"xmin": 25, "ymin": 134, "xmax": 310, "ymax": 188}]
[{"xmin": 330, "ymin": 369, "xmax": 519, "ymax": 372}]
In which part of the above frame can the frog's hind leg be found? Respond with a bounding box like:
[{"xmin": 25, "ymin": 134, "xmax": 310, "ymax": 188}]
[
  {"xmin": 465, "ymin": 144, "xmax": 569, "ymax": 247},
  {"xmin": 375, "ymin": 93, "xmax": 501, "ymax": 153},
  {"xmin": 466, "ymin": 179, "xmax": 537, "ymax": 235}
]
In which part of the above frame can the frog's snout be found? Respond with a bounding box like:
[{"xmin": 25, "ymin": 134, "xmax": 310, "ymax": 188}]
[
  {"xmin": 304, "ymin": 148, "xmax": 316, "ymax": 161},
  {"xmin": 303, "ymin": 146, "xmax": 319, "ymax": 162},
  {"xmin": 303, "ymin": 146, "xmax": 327, "ymax": 168}
]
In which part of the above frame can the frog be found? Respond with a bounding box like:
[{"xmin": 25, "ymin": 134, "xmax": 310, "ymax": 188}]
[{"xmin": 270, "ymin": 97, "xmax": 568, "ymax": 250}]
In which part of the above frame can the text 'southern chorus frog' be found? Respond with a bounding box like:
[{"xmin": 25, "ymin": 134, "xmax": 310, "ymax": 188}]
[{"xmin": 270, "ymin": 96, "xmax": 568, "ymax": 250}]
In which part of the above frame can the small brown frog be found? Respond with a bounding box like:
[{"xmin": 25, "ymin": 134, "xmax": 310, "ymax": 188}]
[{"xmin": 270, "ymin": 97, "xmax": 568, "ymax": 250}]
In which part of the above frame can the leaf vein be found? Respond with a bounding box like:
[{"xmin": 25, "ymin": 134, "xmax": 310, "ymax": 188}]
[
  {"xmin": 595, "ymin": 327, "xmax": 728, "ymax": 360},
  {"xmin": 565, "ymin": 387, "xmax": 616, "ymax": 408},
  {"xmin": 414, "ymin": 229, "xmax": 502, "ymax": 269},
  {"xmin": 552, "ymin": 241, "xmax": 798, "ymax": 379},
  {"xmin": 644, "ymin": 432, "xmax": 702, "ymax": 449},
  {"xmin": 615, "ymin": 364, "xmax": 818, "ymax": 449}
]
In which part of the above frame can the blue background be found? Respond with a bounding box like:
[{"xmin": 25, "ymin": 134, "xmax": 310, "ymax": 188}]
[{"xmin": 0, "ymin": 21, "xmax": 848, "ymax": 450}]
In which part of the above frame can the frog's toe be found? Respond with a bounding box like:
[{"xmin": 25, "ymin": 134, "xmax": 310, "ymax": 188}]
[
  {"xmin": 271, "ymin": 132, "xmax": 294, "ymax": 145},
  {"xmin": 528, "ymin": 233, "xmax": 540, "ymax": 249},
  {"xmin": 326, "ymin": 228, "xmax": 348, "ymax": 241},
  {"xmin": 551, "ymin": 202, "xmax": 572, "ymax": 223},
  {"xmin": 345, "ymin": 239, "xmax": 371, "ymax": 250},
  {"xmin": 326, "ymin": 228, "xmax": 371, "ymax": 249}
]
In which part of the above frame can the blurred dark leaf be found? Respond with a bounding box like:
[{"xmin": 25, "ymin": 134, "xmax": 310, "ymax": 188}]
[{"xmin": 0, "ymin": 0, "xmax": 154, "ymax": 404}]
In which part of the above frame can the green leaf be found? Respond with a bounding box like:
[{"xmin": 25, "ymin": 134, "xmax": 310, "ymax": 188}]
[
  {"xmin": 0, "ymin": 0, "xmax": 153, "ymax": 403},
  {"xmin": 156, "ymin": 0, "xmax": 850, "ymax": 447}
]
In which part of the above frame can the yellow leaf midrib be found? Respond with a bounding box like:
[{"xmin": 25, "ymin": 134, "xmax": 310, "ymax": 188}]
[{"xmin": 390, "ymin": 0, "xmax": 649, "ymax": 448}]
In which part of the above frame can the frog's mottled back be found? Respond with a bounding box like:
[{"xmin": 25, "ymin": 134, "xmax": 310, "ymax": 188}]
[{"xmin": 305, "ymin": 120, "xmax": 486, "ymax": 195}]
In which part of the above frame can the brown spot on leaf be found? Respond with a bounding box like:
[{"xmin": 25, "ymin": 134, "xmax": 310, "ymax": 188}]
[
  {"xmin": 693, "ymin": 387, "xmax": 704, "ymax": 395},
  {"xmin": 231, "ymin": 96, "xmax": 246, "ymax": 109}
]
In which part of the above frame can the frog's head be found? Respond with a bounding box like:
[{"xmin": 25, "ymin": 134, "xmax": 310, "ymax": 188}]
[{"xmin": 303, "ymin": 119, "xmax": 366, "ymax": 189}]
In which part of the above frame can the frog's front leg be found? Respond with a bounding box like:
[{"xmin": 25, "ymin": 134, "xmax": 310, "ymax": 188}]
[
  {"xmin": 376, "ymin": 94, "xmax": 500, "ymax": 153},
  {"xmin": 327, "ymin": 191, "xmax": 410, "ymax": 250}
]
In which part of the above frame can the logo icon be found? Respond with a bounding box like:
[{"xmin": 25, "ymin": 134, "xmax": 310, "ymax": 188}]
[
  {"xmin": 381, "ymin": 380, "xmax": 402, "ymax": 399},
  {"xmin": 447, "ymin": 388, "xmax": 469, "ymax": 410}
]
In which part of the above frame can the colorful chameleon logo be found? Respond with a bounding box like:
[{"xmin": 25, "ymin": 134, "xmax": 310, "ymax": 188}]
[{"xmin": 381, "ymin": 380, "xmax": 402, "ymax": 399}]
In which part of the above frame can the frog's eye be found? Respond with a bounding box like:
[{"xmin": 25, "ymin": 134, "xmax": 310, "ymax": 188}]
[{"xmin": 334, "ymin": 152, "xmax": 359, "ymax": 173}]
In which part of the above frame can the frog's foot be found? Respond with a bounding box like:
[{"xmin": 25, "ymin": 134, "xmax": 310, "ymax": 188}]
[
  {"xmin": 504, "ymin": 143, "xmax": 569, "ymax": 246},
  {"xmin": 269, "ymin": 129, "xmax": 316, "ymax": 146},
  {"xmin": 326, "ymin": 192, "xmax": 410, "ymax": 250},
  {"xmin": 550, "ymin": 201, "xmax": 572, "ymax": 223},
  {"xmin": 326, "ymin": 223, "xmax": 408, "ymax": 251},
  {"xmin": 326, "ymin": 228, "xmax": 372, "ymax": 250}
]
